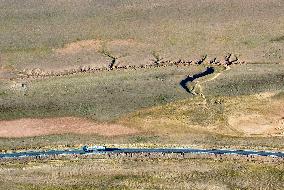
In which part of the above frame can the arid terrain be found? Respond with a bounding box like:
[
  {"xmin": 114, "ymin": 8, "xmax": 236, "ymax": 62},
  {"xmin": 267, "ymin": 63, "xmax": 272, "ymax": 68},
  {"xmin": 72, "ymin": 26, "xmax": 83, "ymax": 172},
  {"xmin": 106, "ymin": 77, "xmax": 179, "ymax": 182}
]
[
  {"xmin": 0, "ymin": 155, "xmax": 283, "ymax": 190},
  {"xmin": 0, "ymin": 0, "xmax": 283, "ymax": 189}
]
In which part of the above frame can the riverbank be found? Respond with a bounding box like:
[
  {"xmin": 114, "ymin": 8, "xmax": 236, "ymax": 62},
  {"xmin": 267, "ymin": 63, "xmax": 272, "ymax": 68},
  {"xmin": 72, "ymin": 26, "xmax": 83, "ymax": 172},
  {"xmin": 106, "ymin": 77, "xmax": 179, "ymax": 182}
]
[
  {"xmin": 1, "ymin": 146, "xmax": 283, "ymax": 160},
  {"xmin": 0, "ymin": 155, "xmax": 283, "ymax": 190}
]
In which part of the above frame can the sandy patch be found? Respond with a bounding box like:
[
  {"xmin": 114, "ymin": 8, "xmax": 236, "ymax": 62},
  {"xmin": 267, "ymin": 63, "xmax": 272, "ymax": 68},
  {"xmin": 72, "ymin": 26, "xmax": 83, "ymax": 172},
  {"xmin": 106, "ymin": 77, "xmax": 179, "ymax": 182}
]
[
  {"xmin": 0, "ymin": 69, "xmax": 16, "ymax": 80},
  {"xmin": 108, "ymin": 39, "xmax": 136, "ymax": 47},
  {"xmin": 228, "ymin": 114, "xmax": 284, "ymax": 136},
  {"xmin": 55, "ymin": 40, "xmax": 103, "ymax": 55},
  {"xmin": 107, "ymin": 39, "xmax": 147, "ymax": 48},
  {"xmin": 0, "ymin": 117, "xmax": 138, "ymax": 138},
  {"xmin": 55, "ymin": 39, "xmax": 149, "ymax": 55},
  {"xmin": 54, "ymin": 39, "xmax": 153, "ymax": 55},
  {"xmin": 254, "ymin": 92, "xmax": 278, "ymax": 100}
]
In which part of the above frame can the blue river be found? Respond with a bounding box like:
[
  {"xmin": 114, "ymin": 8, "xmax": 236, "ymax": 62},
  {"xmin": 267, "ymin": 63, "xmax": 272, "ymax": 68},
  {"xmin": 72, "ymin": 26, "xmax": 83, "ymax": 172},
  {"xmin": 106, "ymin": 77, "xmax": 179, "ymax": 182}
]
[{"xmin": 0, "ymin": 147, "xmax": 283, "ymax": 159}]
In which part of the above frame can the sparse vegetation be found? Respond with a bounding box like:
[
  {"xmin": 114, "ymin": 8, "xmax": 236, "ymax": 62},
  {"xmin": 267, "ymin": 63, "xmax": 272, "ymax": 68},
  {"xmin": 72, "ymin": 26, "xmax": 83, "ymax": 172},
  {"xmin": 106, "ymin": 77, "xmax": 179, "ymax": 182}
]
[
  {"xmin": 1, "ymin": 85, "xmax": 284, "ymax": 151},
  {"xmin": 0, "ymin": 0, "xmax": 283, "ymax": 71},
  {"xmin": 0, "ymin": 65, "xmax": 203, "ymax": 121},
  {"xmin": 204, "ymin": 63, "xmax": 284, "ymax": 96},
  {"xmin": 0, "ymin": 0, "xmax": 283, "ymax": 188},
  {"xmin": 271, "ymin": 36, "xmax": 284, "ymax": 43},
  {"xmin": 0, "ymin": 157, "xmax": 283, "ymax": 190}
]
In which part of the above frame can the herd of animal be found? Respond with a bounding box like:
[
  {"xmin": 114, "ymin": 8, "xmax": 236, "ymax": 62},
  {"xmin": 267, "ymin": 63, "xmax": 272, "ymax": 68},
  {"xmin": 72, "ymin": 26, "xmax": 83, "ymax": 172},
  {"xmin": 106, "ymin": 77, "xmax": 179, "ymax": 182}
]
[{"xmin": 20, "ymin": 53, "xmax": 244, "ymax": 79}]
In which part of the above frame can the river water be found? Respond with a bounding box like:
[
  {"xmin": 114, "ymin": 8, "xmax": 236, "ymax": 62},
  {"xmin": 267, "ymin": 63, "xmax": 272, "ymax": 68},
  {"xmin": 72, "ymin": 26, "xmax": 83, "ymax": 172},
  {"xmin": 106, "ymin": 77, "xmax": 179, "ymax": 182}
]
[{"xmin": 1, "ymin": 147, "xmax": 283, "ymax": 159}]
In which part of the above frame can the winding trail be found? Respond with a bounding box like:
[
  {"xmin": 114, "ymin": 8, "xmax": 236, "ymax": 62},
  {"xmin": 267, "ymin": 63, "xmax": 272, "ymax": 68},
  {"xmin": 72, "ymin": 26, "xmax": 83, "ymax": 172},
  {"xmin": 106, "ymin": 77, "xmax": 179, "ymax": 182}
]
[
  {"xmin": 196, "ymin": 71, "xmax": 222, "ymax": 99},
  {"xmin": 0, "ymin": 147, "xmax": 283, "ymax": 159}
]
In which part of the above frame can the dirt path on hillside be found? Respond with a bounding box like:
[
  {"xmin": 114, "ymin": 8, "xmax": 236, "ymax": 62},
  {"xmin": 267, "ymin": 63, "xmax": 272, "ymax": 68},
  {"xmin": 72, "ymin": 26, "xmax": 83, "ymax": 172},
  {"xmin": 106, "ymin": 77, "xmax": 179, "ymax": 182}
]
[
  {"xmin": 188, "ymin": 67, "xmax": 223, "ymax": 99},
  {"xmin": 0, "ymin": 117, "xmax": 139, "ymax": 138}
]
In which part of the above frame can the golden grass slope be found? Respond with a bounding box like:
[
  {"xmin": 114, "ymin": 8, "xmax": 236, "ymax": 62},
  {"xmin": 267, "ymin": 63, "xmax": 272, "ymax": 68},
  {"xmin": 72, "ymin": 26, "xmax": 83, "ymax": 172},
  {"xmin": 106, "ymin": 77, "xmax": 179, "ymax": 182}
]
[{"xmin": 119, "ymin": 92, "xmax": 284, "ymax": 137}]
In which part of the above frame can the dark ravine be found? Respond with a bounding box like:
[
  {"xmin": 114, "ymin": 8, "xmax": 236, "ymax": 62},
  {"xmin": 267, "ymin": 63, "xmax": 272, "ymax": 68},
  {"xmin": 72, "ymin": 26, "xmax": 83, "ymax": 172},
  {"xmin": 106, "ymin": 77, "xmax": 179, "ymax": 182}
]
[
  {"xmin": 0, "ymin": 147, "xmax": 283, "ymax": 159},
  {"xmin": 180, "ymin": 67, "xmax": 215, "ymax": 94}
]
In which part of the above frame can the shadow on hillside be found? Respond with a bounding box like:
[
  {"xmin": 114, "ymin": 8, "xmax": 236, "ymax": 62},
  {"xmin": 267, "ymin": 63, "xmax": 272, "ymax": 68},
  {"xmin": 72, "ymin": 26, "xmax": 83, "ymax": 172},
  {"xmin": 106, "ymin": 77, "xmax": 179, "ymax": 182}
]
[{"xmin": 180, "ymin": 67, "xmax": 215, "ymax": 93}]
